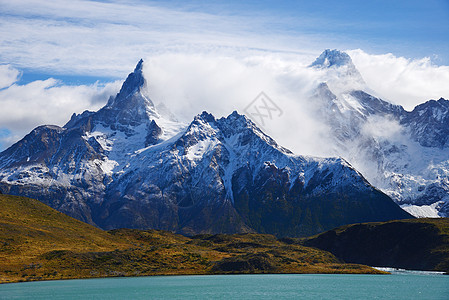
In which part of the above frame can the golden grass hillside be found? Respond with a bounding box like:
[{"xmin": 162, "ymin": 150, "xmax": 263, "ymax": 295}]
[{"xmin": 0, "ymin": 194, "xmax": 383, "ymax": 283}]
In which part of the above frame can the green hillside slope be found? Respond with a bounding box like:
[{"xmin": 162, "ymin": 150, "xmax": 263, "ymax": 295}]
[{"xmin": 0, "ymin": 194, "xmax": 382, "ymax": 283}]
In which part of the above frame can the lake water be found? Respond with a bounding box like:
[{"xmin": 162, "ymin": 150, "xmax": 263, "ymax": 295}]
[{"xmin": 1, "ymin": 273, "xmax": 448, "ymax": 299}]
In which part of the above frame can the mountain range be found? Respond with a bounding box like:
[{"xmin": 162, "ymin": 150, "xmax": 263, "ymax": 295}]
[
  {"xmin": 0, "ymin": 54, "xmax": 413, "ymax": 237},
  {"xmin": 310, "ymin": 49, "xmax": 449, "ymax": 218}
]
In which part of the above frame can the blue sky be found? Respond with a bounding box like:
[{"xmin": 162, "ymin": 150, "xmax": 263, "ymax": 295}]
[
  {"xmin": 1, "ymin": 0, "xmax": 449, "ymax": 82},
  {"xmin": 186, "ymin": 0, "xmax": 449, "ymax": 60},
  {"xmin": 0, "ymin": 0, "xmax": 449, "ymax": 151},
  {"xmin": 179, "ymin": 0, "xmax": 449, "ymax": 61}
]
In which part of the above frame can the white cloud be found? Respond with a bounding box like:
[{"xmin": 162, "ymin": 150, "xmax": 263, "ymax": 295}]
[
  {"xmin": 2, "ymin": 47, "xmax": 449, "ymax": 157},
  {"xmin": 3, "ymin": 47, "xmax": 449, "ymax": 155},
  {"xmin": 143, "ymin": 51, "xmax": 449, "ymax": 157},
  {"xmin": 143, "ymin": 53, "xmax": 331, "ymax": 156},
  {"xmin": 348, "ymin": 49, "xmax": 449, "ymax": 110},
  {"xmin": 0, "ymin": 65, "xmax": 20, "ymax": 89},
  {"xmin": 0, "ymin": 66, "xmax": 120, "ymax": 149},
  {"xmin": 0, "ymin": 0, "xmax": 334, "ymax": 77},
  {"xmin": 361, "ymin": 115, "xmax": 403, "ymax": 141},
  {"xmin": 0, "ymin": 52, "xmax": 330, "ymax": 155}
]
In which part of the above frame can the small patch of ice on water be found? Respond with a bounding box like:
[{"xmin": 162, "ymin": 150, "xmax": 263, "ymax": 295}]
[{"xmin": 373, "ymin": 267, "xmax": 446, "ymax": 275}]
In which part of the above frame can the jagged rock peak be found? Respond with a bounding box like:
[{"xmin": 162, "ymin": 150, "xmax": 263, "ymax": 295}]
[
  {"xmin": 105, "ymin": 59, "xmax": 148, "ymax": 109},
  {"xmin": 196, "ymin": 111, "xmax": 216, "ymax": 123},
  {"xmin": 409, "ymin": 97, "xmax": 449, "ymax": 118},
  {"xmin": 96, "ymin": 59, "xmax": 159, "ymax": 127},
  {"xmin": 194, "ymin": 110, "xmax": 254, "ymax": 130},
  {"xmin": 310, "ymin": 49, "xmax": 354, "ymax": 68},
  {"xmin": 134, "ymin": 58, "xmax": 144, "ymax": 72},
  {"xmin": 116, "ymin": 59, "xmax": 146, "ymax": 99},
  {"xmin": 415, "ymin": 97, "xmax": 449, "ymax": 109}
]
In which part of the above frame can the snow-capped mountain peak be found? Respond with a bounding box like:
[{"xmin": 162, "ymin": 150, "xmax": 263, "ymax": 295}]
[
  {"xmin": 403, "ymin": 97, "xmax": 449, "ymax": 148},
  {"xmin": 310, "ymin": 49, "xmax": 353, "ymax": 69},
  {"xmin": 89, "ymin": 59, "xmax": 184, "ymax": 142},
  {"xmin": 310, "ymin": 49, "xmax": 366, "ymax": 94},
  {"xmin": 101, "ymin": 59, "xmax": 159, "ymax": 125},
  {"xmin": 113, "ymin": 58, "xmax": 146, "ymax": 102},
  {"xmin": 60, "ymin": 60, "xmax": 186, "ymax": 168}
]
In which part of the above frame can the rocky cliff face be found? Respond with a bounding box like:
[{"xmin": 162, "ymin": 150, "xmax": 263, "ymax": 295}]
[
  {"xmin": 303, "ymin": 218, "xmax": 449, "ymax": 272},
  {"xmin": 0, "ymin": 59, "xmax": 411, "ymax": 237}
]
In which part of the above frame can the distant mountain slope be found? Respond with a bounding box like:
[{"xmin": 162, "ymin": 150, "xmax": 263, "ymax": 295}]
[
  {"xmin": 0, "ymin": 194, "xmax": 383, "ymax": 283},
  {"xmin": 0, "ymin": 59, "xmax": 411, "ymax": 237},
  {"xmin": 311, "ymin": 49, "xmax": 449, "ymax": 217},
  {"xmin": 302, "ymin": 218, "xmax": 449, "ymax": 273}
]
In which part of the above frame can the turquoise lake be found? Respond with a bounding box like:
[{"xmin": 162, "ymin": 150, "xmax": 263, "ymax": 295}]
[{"xmin": 1, "ymin": 273, "xmax": 448, "ymax": 299}]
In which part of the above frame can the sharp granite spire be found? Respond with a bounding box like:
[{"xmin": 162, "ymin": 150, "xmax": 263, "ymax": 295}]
[
  {"xmin": 100, "ymin": 59, "xmax": 160, "ymax": 126},
  {"xmin": 116, "ymin": 59, "xmax": 145, "ymax": 100},
  {"xmin": 63, "ymin": 59, "xmax": 184, "ymax": 152}
]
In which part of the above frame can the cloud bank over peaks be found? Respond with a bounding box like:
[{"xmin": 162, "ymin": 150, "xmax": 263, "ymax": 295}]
[
  {"xmin": 140, "ymin": 50, "xmax": 449, "ymax": 157},
  {"xmin": 348, "ymin": 49, "xmax": 449, "ymax": 110},
  {"xmin": 1, "ymin": 49, "xmax": 449, "ymax": 157},
  {"xmin": 141, "ymin": 53, "xmax": 334, "ymax": 157}
]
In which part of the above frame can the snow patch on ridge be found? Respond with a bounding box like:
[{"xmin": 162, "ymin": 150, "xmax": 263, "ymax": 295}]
[
  {"xmin": 186, "ymin": 138, "xmax": 220, "ymax": 161},
  {"xmin": 401, "ymin": 202, "xmax": 443, "ymax": 218}
]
